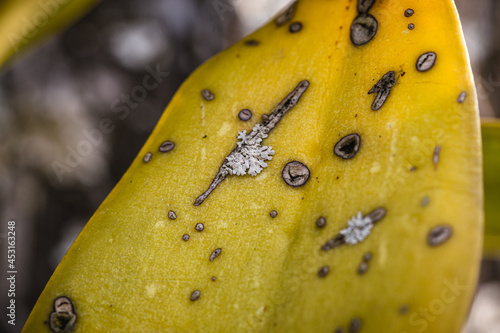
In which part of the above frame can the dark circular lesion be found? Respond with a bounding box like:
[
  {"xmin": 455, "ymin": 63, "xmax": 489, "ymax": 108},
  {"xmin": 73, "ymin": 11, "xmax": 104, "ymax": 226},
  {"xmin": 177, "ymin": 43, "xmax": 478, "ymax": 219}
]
[
  {"xmin": 350, "ymin": 14, "xmax": 378, "ymax": 46},
  {"xmin": 244, "ymin": 39, "xmax": 260, "ymax": 46},
  {"xmin": 282, "ymin": 161, "xmax": 310, "ymax": 187},
  {"xmin": 159, "ymin": 141, "xmax": 175, "ymax": 153},
  {"xmin": 416, "ymin": 52, "xmax": 437, "ymax": 72},
  {"xmin": 289, "ymin": 21, "xmax": 303, "ymax": 33},
  {"xmin": 427, "ymin": 225, "xmax": 453, "ymax": 246},
  {"xmin": 238, "ymin": 109, "xmax": 252, "ymax": 121},
  {"xmin": 334, "ymin": 134, "xmax": 361, "ymax": 159}
]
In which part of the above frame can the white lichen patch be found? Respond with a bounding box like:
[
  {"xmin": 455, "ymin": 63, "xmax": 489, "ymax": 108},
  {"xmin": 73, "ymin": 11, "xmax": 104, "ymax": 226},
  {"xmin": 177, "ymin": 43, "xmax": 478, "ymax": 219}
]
[
  {"xmin": 194, "ymin": 80, "xmax": 309, "ymax": 206},
  {"xmin": 223, "ymin": 126, "xmax": 275, "ymax": 176},
  {"xmin": 340, "ymin": 212, "xmax": 374, "ymax": 245}
]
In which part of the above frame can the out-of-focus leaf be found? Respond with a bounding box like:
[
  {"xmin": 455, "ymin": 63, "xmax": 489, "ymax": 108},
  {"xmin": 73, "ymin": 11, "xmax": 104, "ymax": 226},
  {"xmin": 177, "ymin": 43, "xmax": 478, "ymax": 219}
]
[
  {"xmin": 482, "ymin": 119, "xmax": 500, "ymax": 257},
  {"xmin": 0, "ymin": 0, "xmax": 99, "ymax": 70}
]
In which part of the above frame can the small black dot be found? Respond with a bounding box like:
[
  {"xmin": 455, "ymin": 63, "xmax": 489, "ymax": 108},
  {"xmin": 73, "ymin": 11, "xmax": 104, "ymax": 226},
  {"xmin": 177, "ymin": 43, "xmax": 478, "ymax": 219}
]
[
  {"xmin": 408, "ymin": 23, "xmax": 415, "ymax": 30},
  {"xmin": 317, "ymin": 265, "xmax": 330, "ymax": 278},
  {"xmin": 244, "ymin": 39, "xmax": 259, "ymax": 46},
  {"xmin": 404, "ymin": 8, "xmax": 414, "ymax": 17},
  {"xmin": 316, "ymin": 217, "xmax": 327, "ymax": 228},
  {"xmin": 289, "ymin": 21, "xmax": 302, "ymax": 33}
]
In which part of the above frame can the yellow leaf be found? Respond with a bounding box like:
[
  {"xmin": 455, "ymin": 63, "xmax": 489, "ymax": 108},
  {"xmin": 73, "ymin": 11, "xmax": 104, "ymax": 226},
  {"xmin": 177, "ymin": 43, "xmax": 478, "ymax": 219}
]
[{"xmin": 23, "ymin": 0, "xmax": 482, "ymax": 332}]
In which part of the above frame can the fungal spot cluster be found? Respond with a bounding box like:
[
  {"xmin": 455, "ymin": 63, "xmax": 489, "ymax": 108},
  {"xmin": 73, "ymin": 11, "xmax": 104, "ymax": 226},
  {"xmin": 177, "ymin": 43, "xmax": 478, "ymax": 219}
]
[
  {"xmin": 282, "ymin": 161, "xmax": 310, "ymax": 187},
  {"xmin": 49, "ymin": 296, "xmax": 76, "ymax": 333},
  {"xmin": 322, "ymin": 207, "xmax": 386, "ymax": 251},
  {"xmin": 368, "ymin": 71, "xmax": 396, "ymax": 111},
  {"xmin": 194, "ymin": 80, "xmax": 309, "ymax": 206},
  {"xmin": 350, "ymin": 0, "xmax": 378, "ymax": 46}
]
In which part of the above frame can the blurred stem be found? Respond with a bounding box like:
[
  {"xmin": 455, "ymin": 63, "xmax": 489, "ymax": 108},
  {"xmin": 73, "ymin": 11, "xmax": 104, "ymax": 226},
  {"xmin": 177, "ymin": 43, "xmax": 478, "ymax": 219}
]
[
  {"xmin": 0, "ymin": 0, "xmax": 99, "ymax": 70},
  {"xmin": 482, "ymin": 118, "xmax": 500, "ymax": 257}
]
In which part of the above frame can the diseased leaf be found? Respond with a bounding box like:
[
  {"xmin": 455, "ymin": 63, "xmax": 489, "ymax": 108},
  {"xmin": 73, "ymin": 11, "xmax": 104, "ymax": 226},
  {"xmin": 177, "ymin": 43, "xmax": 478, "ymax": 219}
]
[{"xmin": 23, "ymin": 1, "xmax": 482, "ymax": 332}]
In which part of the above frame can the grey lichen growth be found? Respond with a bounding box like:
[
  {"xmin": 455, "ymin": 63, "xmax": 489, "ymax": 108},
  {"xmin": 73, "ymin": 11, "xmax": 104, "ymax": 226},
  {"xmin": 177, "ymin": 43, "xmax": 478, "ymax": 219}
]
[
  {"xmin": 194, "ymin": 80, "xmax": 309, "ymax": 206},
  {"xmin": 49, "ymin": 296, "xmax": 76, "ymax": 333},
  {"xmin": 321, "ymin": 207, "xmax": 386, "ymax": 250}
]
